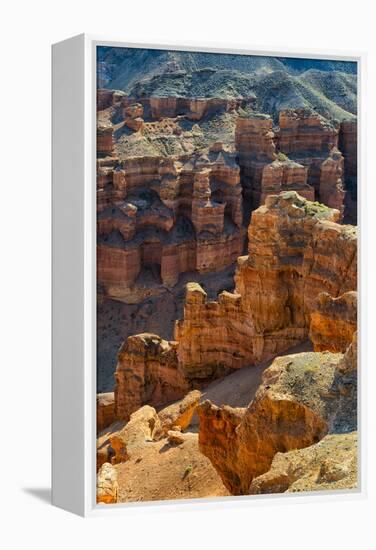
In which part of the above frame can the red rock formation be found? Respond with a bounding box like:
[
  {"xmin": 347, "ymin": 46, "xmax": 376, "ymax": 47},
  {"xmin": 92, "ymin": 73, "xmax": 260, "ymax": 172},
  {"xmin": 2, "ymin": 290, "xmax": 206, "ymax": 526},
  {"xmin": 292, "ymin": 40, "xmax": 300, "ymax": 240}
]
[
  {"xmin": 97, "ymin": 147, "xmax": 243, "ymax": 294},
  {"xmin": 278, "ymin": 108, "xmax": 338, "ymax": 154},
  {"xmin": 309, "ymin": 291, "xmax": 357, "ymax": 353},
  {"xmin": 260, "ymin": 159, "xmax": 314, "ymax": 204},
  {"xmin": 114, "ymin": 333, "xmax": 189, "ymax": 421},
  {"xmin": 148, "ymin": 96, "xmax": 248, "ymax": 120},
  {"xmin": 276, "ymin": 109, "xmax": 347, "ymax": 215},
  {"xmin": 111, "ymin": 193, "xmax": 357, "ymax": 432},
  {"xmin": 234, "ymin": 114, "xmax": 320, "ymax": 208}
]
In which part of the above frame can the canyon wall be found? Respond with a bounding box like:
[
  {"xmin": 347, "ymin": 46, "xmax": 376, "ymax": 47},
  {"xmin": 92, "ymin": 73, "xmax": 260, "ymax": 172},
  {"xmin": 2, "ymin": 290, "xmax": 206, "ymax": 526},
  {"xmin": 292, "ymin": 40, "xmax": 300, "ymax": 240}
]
[
  {"xmin": 235, "ymin": 109, "xmax": 348, "ymax": 218},
  {"xmin": 96, "ymin": 143, "xmax": 244, "ymax": 295}
]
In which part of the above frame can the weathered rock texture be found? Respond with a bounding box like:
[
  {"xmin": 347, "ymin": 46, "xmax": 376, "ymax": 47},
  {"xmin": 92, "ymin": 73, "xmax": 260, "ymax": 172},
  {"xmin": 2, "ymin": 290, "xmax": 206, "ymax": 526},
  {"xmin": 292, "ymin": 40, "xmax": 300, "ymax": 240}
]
[
  {"xmin": 309, "ymin": 291, "xmax": 357, "ymax": 353},
  {"xmin": 112, "ymin": 193, "xmax": 357, "ymax": 424},
  {"xmin": 197, "ymin": 333, "xmax": 357, "ymax": 494},
  {"xmin": 97, "ymin": 392, "xmax": 116, "ymax": 433},
  {"xmin": 96, "ymin": 145, "xmax": 244, "ymax": 295},
  {"xmin": 234, "ymin": 109, "xmax": 349, "ymax": 215},
  {"xmin": 97, "ymin": 463, "xmax": 118, "ymax": 504},
  {"xmin": 114, "ymin": 334, "xmax": 189, "ymax": 421}
]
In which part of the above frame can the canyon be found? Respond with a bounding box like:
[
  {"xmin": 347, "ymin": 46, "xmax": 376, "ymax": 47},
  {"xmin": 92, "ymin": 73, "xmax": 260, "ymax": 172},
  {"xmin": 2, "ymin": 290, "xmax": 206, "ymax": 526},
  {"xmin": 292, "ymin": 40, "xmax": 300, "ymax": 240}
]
[
  {"xmin": 95, "ymin": 50, "xmax": 358, "ymax": 504},
  {"xmin": 97, "ymin": 191, "xmax": 357, "ymax": 504},
  {"xmin": 96, "ymin": 88, "xmax": 357, "ymax": 392}
]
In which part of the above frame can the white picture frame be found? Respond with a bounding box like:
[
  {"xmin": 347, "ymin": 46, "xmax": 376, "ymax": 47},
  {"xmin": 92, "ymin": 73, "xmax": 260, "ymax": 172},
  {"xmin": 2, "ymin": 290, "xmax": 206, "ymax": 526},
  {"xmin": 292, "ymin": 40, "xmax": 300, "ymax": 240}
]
[{"xmin": 52, "ymin": 34, "xmax": 366, "ymax": 517}]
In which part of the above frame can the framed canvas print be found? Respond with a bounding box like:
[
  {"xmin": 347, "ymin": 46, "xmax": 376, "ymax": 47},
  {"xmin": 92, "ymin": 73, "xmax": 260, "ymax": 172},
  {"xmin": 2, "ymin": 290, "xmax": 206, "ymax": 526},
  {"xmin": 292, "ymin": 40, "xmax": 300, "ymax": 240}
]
[{"xmin": 52, "ymin": 35, "xmax": 365, "ymax": 516}]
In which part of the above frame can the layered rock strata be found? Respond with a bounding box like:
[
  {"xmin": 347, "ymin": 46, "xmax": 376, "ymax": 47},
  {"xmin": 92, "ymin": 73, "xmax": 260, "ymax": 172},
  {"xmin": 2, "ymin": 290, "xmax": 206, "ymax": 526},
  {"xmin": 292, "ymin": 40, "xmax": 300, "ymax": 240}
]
[
  {"xmin": 97, "ymin": 145, "xmax": 243, "ymax": 294},
  {"xmin": 235, "ymin": 109, "xmax": 348, "ymax": 216},
  {"xmin": 114, "ymin": 333, "xmax": 189, "ymax": 421},
  {"xmin": 112, "ymin": 193, "xmax": 357, "ymax": 423}
]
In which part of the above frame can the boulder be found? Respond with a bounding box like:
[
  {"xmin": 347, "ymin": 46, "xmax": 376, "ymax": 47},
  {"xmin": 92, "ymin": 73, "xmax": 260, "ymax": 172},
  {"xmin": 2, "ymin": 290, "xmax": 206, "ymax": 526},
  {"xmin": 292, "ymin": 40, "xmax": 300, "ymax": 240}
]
[
  {"xmin": 110, "ymin": 405, "xmax": 161, "ymax": 464},
  {"xmin": 96, "ymin": 463, "xmax": 118, "ymax": 504}
]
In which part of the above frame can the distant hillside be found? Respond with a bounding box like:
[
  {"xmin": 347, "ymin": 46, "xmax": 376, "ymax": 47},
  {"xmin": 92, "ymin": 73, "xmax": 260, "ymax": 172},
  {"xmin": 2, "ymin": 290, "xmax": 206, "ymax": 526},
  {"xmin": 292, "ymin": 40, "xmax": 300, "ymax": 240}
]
[
  {"xmin": 278, "ymin": 57, "xmax": 357, "ymax": 75},
  {"xmin": 97, "ymin": 47, "xmax": 286, "ymax": 90},
  {"xmin": 97, "ymin": 46, "xmax": 357, "ymax": 121}
]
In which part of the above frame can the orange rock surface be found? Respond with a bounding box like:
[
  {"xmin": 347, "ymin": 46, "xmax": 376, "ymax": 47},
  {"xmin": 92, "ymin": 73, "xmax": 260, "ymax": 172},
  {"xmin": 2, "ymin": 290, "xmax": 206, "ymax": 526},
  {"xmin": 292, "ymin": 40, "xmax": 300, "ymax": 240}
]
[
  {"xmin": 309, "ymin": 291, "xmax": 357, "ymax": 352},
  {"xmin": 114, "ymin": 333, "xmax": 189, "ymax": 421},
  {"xmin": 197, "ymin": 338, "xmax": 357, "ymax": 495}
]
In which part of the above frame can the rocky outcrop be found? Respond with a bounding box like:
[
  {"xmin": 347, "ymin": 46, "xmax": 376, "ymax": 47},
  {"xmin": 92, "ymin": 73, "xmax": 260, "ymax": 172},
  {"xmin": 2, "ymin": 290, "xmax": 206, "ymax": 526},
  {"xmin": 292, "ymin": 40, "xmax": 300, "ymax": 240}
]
[
  {"xmin": 339, "ymin": 120, "xmax": 357, "ymax": 179},
  {"xmin": 157, "ymin": 390, "xmax": 201, "ymax": 435},
  {"xmin": 114, "ymin": 334, "xmax": 189, "ymax": 421},
  {"xmin": 234, "ymin": 109, "xmax": 346, "ymax": 213},
  {"xmin": 249, "ymin": 432, "xmax": 357, "ymax": 494},
  {"xmin": 110, "ymin": 405, "xmax": 161, "ymax": 463},
  {"xmin": 175, "ymin": 192, "xmax": 356, "ymax": 379},
  {"xmin": 309, "ymin": 291, "xmax": 357, "ymax": 353},
  {"xmin": 197, "ymin": 340, "xmax": 357, "ymax": 494},
  {"xmin": 111, "ymin": 193, "xmax": 356, "ymax": 422},
  {"xmin": 148, "ymin": 96, "xmax": 246, "ymax": 120},
  {"xmin": 278, "ymin": 109, "xmax": 338, "ymax": 155},
  {"xmin": 234, "ymin": 112, "xmax": 338, "ymax": 209},
  {"xmin": 97, "ymin": 392, "xmax": 115, "ymax": 433},
  {"xmin": 97, "ymin": 146, "xmax": 244, "ymax": 294},
  {"xmin": 260, "ymin": 159, "xmax": 314, "ymax": 205},
  {"xmin": 235, "ymin": 114, "xmax": 277, "ymax": 207},
  {"xmin": 97, "ymin": 463, "xmax": 118, "ymax": 504}
]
